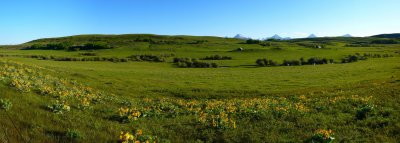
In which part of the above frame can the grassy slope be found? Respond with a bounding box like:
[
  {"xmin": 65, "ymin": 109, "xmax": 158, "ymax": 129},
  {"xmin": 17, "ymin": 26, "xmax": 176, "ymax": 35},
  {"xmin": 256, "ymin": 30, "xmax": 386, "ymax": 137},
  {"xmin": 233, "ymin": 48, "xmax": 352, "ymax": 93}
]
[{"xmin": 0, "ymin": 34, "xmax": 399, "ymax": 142}]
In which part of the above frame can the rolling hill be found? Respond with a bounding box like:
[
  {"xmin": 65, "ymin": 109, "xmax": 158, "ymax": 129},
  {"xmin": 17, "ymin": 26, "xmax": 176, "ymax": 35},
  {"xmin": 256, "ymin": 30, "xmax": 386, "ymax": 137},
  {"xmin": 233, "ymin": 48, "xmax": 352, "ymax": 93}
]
[{"xmin": 0, "ymin": 33, "xmax": 399, "ymax": 142}]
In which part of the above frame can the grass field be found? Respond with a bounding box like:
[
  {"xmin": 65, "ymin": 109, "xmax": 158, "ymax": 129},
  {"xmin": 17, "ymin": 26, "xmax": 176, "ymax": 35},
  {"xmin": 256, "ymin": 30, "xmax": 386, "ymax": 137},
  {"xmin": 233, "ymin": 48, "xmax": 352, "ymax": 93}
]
[{"xmin": 0, "ymin": 34, "xmax": 399, "ymax": 142}]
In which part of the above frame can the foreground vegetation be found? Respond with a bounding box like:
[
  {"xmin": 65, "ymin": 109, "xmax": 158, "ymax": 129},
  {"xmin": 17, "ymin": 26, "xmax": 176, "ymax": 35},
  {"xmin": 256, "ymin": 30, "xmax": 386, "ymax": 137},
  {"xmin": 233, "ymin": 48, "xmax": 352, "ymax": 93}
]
[{"xmin": 0, "ymin": 34, "xmax": 399, "ymax": 142}]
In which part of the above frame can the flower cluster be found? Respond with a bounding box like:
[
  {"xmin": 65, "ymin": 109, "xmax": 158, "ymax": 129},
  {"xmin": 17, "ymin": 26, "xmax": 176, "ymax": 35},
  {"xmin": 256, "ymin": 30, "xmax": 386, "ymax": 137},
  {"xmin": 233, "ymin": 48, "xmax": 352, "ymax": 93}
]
[
  {"xmin": 115, "ymin": 96, "xmax": 313, "ymax": 128},
  {"xmin": 119, "ymin": 128, "xmax": 158, "ymax": 143},
  {"xmin": 198, "ymin": 111, "xmax": 236, "ymax": 129},
  {"xmin": 47, "ymin": 100, "xmax": 71, "ymax": 114},
  {"xmin": 119, "ymin": 107, "xmax": 142, "ymax": 122},
  {"xmin": 0, "ymin": 60, "xmax": 105, "ymax": 112},
  {"xmin": 311, "ymin": 129, "xmax": 335, "ymax": 143}
]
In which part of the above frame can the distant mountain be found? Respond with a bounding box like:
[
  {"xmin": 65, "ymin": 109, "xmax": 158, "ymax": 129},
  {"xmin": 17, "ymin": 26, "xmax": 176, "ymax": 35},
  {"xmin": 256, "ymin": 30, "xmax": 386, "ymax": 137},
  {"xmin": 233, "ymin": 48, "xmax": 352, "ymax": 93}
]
[
  {"xmin": 264, "ymin": 34, "xmax": 291, "ymax": 40},
  {"xmin": 307, "ymin": 34, "xmax": 317, "ymax": 38},
  {"xmin": 342, "ymin": 34, "xmax": 352, "ymax": 37},
  {"xmin": 371, "ymin": 33, "xmax": 400, "ymax": 38},
  {"xmin": 271, "ymin": 34, "xmax": 282, "ymax": 39},
  {"xmin": 233, "ymin": 34, "xmax": 250, "ymax": 40}
]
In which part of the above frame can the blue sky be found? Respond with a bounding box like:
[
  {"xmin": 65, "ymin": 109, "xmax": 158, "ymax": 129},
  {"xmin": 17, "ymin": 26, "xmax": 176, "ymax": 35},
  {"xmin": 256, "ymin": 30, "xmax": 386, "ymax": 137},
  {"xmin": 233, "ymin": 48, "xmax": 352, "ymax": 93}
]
[{"xmin": 0, "ymin": 0, "xmax": 399, "ymax": 44}]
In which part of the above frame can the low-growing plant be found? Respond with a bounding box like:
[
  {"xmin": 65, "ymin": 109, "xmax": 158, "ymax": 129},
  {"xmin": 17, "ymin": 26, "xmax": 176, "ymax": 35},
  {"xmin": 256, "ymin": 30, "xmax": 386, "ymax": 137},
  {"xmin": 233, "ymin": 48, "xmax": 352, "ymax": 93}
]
[
  {"xmin": 118, "ymin": 107, "xmax": 142, "ymax": 123},
  {"xmin": 119, "ymin": 128, "xmax": 158, "ymax": 143},
  {"xmin": 66, "ymin": 129, "xmax": 83, "ymax": 140},
  {"xmin": 0, "ymin": 98, "xmax": 12, "ymax": 111},
  {"xmin": 310, "ymin": 129, "xmax": 335, "ymax": 143},
  {"xmin": 356, "ymin": 104, "xmax": 375, "ymax": 120},
  {"xmin": 47, "ymin": 100, "xmax": 71, "ymax": 114}
]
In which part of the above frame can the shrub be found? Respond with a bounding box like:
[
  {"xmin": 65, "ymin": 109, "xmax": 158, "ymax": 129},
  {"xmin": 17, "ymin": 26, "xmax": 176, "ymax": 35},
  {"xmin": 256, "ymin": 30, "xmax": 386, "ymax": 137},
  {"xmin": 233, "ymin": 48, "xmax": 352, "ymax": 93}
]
[
  {"xmin": 356, "ymin": 104, "xmax": 375, "ymax": 120},
  {"xmin": 282, "ymin": 59, "xmax": 301, "ymax": 66},
  {"xmin": 256, "ymin": 58, "xmax": 278, "ymax": 67},
  {"xmin": 127, "ymin": 54, "xmax": 169, "ymax": 62},
  {"xmin": 329, "ymin": 59, "xmax": 334, "ymax": 64},
  {"xmin": 341, "ymin": 54, "xmax": 367, "ymax": 63},
  {"xmin": 120, "ymin": 58, "xmax": 128, "ymax": 62},
  {"xmin": 245, "ymin": 39, "xmax": 261, "ymax": 44},
  {"xmin": 201, "ymin": 55, "xmax": 232, "ymax": 60},
  {"xmin": 256, "ymin": 59, "xmax": 266, "ymax": 66},
  {"xmin": 306, "ymin": 57, "xmax": 330, "ymax": 65},
  {"xmin": 173, "ymin": 57, "xmax": 218, "ymax": 68},
  {"xmin": 211, "ymin": 63, "xmax": 219, "ymax": 68}
]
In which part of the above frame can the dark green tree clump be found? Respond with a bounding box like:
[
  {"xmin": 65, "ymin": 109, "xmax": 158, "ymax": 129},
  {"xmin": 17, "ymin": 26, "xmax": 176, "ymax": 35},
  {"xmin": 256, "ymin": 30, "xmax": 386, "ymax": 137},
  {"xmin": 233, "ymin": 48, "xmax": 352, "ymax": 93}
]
[
  {"xmin": 362, "ymin": 53, "xmax": 393, "ymax": 58},
  {"xmin": 282, "ymin": 59, "xmax": 301, "ymax": 66},
  {"xmin": 25, "ymin": 42, "xmax": 72, "ymax": 50},
  {"xmin": 370, "ymin": 39, "xmax": 398, "ymax": 44},
  {"xmin": 255, "ymin": 58, "xmax": 278, "ymax": 67},
  {"xmin": 24, "ymin": 42, "xmax": 113, "ymax": 51},
  {"xmin": 173, "ymin": 58, "xmax": 218, "ymax": 68},
  {"xmin": 127, "ymin": 54, "xmax": 168, "ymax": 62},
  {"xmin": 305, "ymin": 57, "xmax": 332, "ymax": 65},
  {"xmin": 256, "ymin": 57, "xmax": 334, "ymax": 67},
  {"xmin": 341, "ymin": 54, "xmax": 367, "ymax": 63},
  {"xmin": 245, "ymin": 39, "xmax": 261, "ymax": 44},
  {"xmin": 201, "ymin": 55, "xmax": 232, "ymax": 60}
]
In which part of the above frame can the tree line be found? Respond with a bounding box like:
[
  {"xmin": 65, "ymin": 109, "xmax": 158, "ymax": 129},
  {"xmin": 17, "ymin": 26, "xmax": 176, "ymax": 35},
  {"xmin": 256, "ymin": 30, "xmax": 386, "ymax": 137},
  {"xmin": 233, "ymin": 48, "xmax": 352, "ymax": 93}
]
[
  {"xmin": 254, "ymin": 53, "xmax": 392, "ymax": 67},
  {"xmin": 24, "ymin": 42, "xmax": 113, "ymax": 51}
]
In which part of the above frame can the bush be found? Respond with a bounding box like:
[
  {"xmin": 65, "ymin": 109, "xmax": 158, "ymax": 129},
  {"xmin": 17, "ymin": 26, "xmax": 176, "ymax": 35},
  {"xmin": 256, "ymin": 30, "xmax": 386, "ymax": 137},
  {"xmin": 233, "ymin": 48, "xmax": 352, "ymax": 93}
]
[
  {"xmin": 282, "ymin": 59, "xmax": 301, "ymax": 66},
  {"xmin": 256, "ymin": 58, "xmax": 278, "ymax": 67},
  {"xmin": 356, "ymin": 104, "xmax": 375, "ymax": 120},
  {"xmin": 245, "ymin": 39, "xmax": 261, "ymax": 44},
  {"xmin": 211, "ymin": 63, "xmax": 219, "ymax": 68},
  {"xmin": 256, "ymin": 59, "xmax": 266, "ymax": 66},
  {"xmin": 173, "ymin": 57, "xmax": 218, "ymax": 68},
  {"xmin": 306, "ymin": 57, "xmax": 330, "ymax": 65},
  {"xmin": 201, "ymin": 55, "xmax": 232, "ymax": 60},
  {"xmin": 341, "ymin": 54, "xmax": 367, "ymax": 63},
  {"xmin": 127, "ymin": 54, "xmax": 171, "ymax": 62},
  {"xmin": 329, "ymin": 59, "xmax": 334, "ymax": 64}
]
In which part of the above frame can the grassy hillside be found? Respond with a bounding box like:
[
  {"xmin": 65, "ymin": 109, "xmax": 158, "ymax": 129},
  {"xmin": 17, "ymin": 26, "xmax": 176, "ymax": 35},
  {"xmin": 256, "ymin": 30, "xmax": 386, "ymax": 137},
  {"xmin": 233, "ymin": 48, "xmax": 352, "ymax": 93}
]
[{"xmin": 0, "ymin": 34, "xmax": 399, "ymax": 142}]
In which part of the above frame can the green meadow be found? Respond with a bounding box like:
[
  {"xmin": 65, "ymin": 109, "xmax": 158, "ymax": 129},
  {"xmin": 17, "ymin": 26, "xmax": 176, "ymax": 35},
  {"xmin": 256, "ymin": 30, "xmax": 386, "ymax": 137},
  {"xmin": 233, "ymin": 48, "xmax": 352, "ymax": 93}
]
[{"xmin": 0, "ymin": 34, "xmax": 399, "ymax": 142}]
